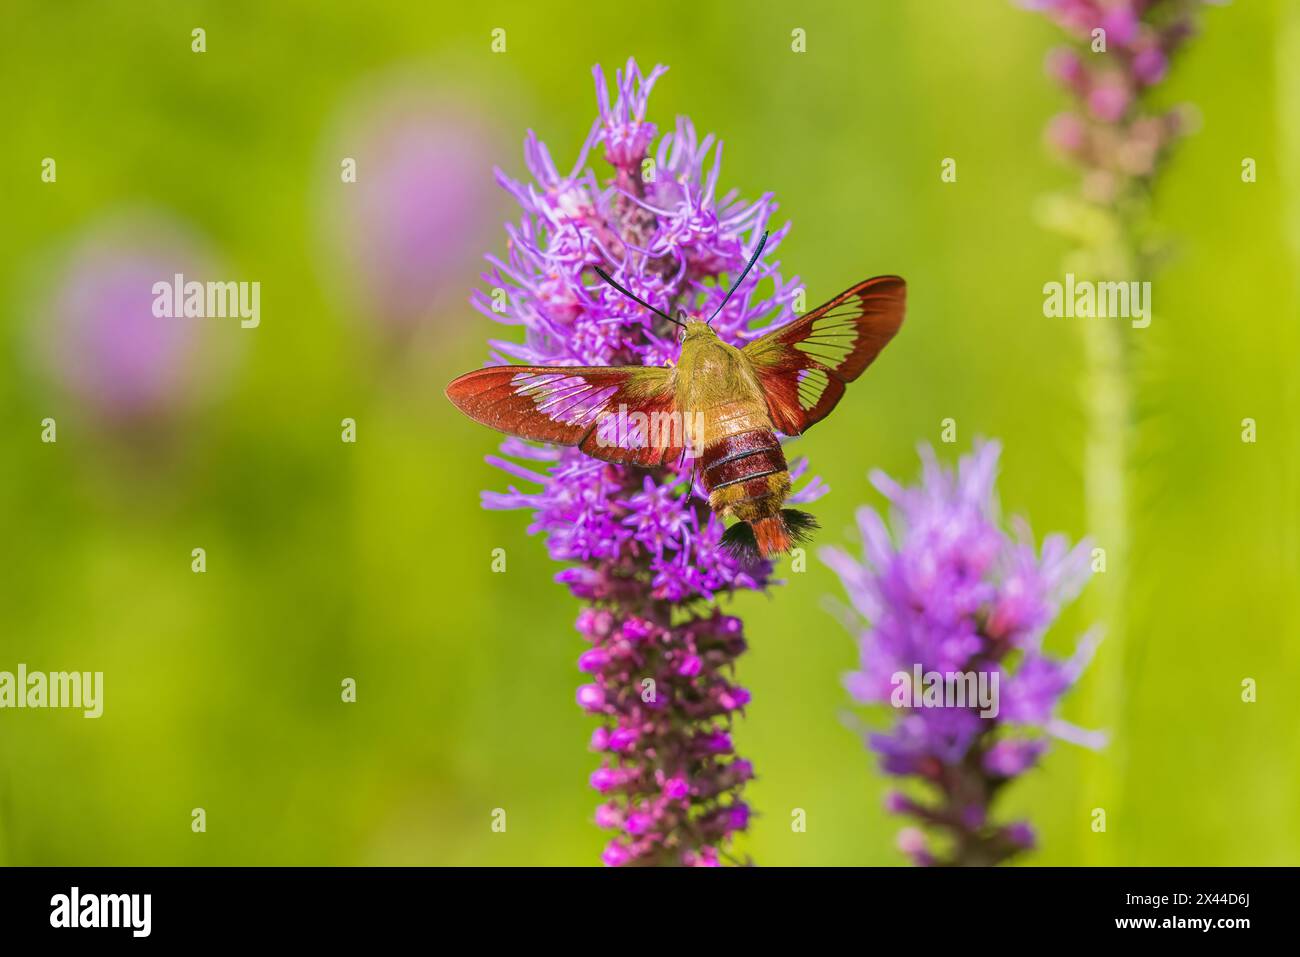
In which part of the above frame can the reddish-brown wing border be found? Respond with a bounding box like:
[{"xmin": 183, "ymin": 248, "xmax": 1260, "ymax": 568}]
[
  {"xmin": 742, "ymin": 276, "xmax": 906, "ymax": 434},
  {"xmin": 446, "ymin": 364, "xmax": 681, "ymax": 467}
]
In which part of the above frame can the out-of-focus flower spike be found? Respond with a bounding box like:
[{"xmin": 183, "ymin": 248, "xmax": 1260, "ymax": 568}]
[{"xmin": 824, "ymin": 441, "xmax": 1099, "ymax": 866}]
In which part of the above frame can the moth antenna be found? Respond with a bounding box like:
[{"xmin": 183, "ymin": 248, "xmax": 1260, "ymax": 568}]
[
  {"xmin": 707, "ymin": 230, "xmax": 768, "ymax": 326},
  {"xmin": 593, "ymin": 266, "xmax": 686, "ymax": 328}
]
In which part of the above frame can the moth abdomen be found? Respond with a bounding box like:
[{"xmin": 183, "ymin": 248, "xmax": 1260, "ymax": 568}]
[
  {"xmin": 703, "ymin": 427, "xmax": 794, "ymax": 558},
  {"xmin": 702, "ymin": 429, "xmax": 786, "ymax": 489}
]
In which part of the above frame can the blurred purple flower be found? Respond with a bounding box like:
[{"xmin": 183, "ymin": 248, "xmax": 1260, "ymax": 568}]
[
  {"xmin": 474, "ymin": 58, "xmax": 821, "ymax": 866},
  {"xmin": 34, "ymin": 216, "xmax": 219, "ymax": 424},
  {"xmin": 1023, "ymin": 0, "xmax": 1217, "ymax": 199},
  {"xmin": 1020, "ymin": 6, "xmax": 1217, "ymax": 865},
  {"xmin": 324, "ymin": 83, "xmax": 499, "ymax": 332},
  {"xmin": 822, "ymin": 441, "xmax": 1103, "ymax": 866}
]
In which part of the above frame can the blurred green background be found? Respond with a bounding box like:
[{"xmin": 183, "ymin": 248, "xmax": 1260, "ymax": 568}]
[{"xmin": 2, "ymin": 0, "xmax": 1296, "ymax": 866}]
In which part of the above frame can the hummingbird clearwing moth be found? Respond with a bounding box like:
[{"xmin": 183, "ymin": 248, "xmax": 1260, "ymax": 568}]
[{"xmin": 447, "ymin": 231, "xmax": 906, "ymax": 560}]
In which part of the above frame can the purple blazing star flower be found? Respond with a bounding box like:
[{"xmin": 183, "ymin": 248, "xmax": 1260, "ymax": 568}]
[
  {"xmin": 474, "ymin": 59, "xmax": 823, "ymax": 866},
  {"xmin": 33, "ymin": 214, "xmax": 226, "ymax": 426},
  {"xmin": 822, "ymin": 441, "xmax": 1103, "ymax": 866},
  {"xmin": 321, "ymin": 80, "xmax": 499, "ymax": 335},
  {"xmin": 1022, "ymin": 0, "xmax": 1220, "ymax": 203}
]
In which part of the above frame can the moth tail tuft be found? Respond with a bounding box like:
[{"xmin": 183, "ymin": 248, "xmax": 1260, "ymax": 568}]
[
  {"xmin": 751, "ymin": 516, "xmax": 791, "ymax": 558},
  {"xmin": 780, "ymin": 509, "xmax": 820, "ymax": 546},
  {"xmin": 722, "ymin": 511, "xmax": 820, "ymax": 562},
  {"xmin": 720, "ymin": 521, "xmax": 761, "ymax": 564}
]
